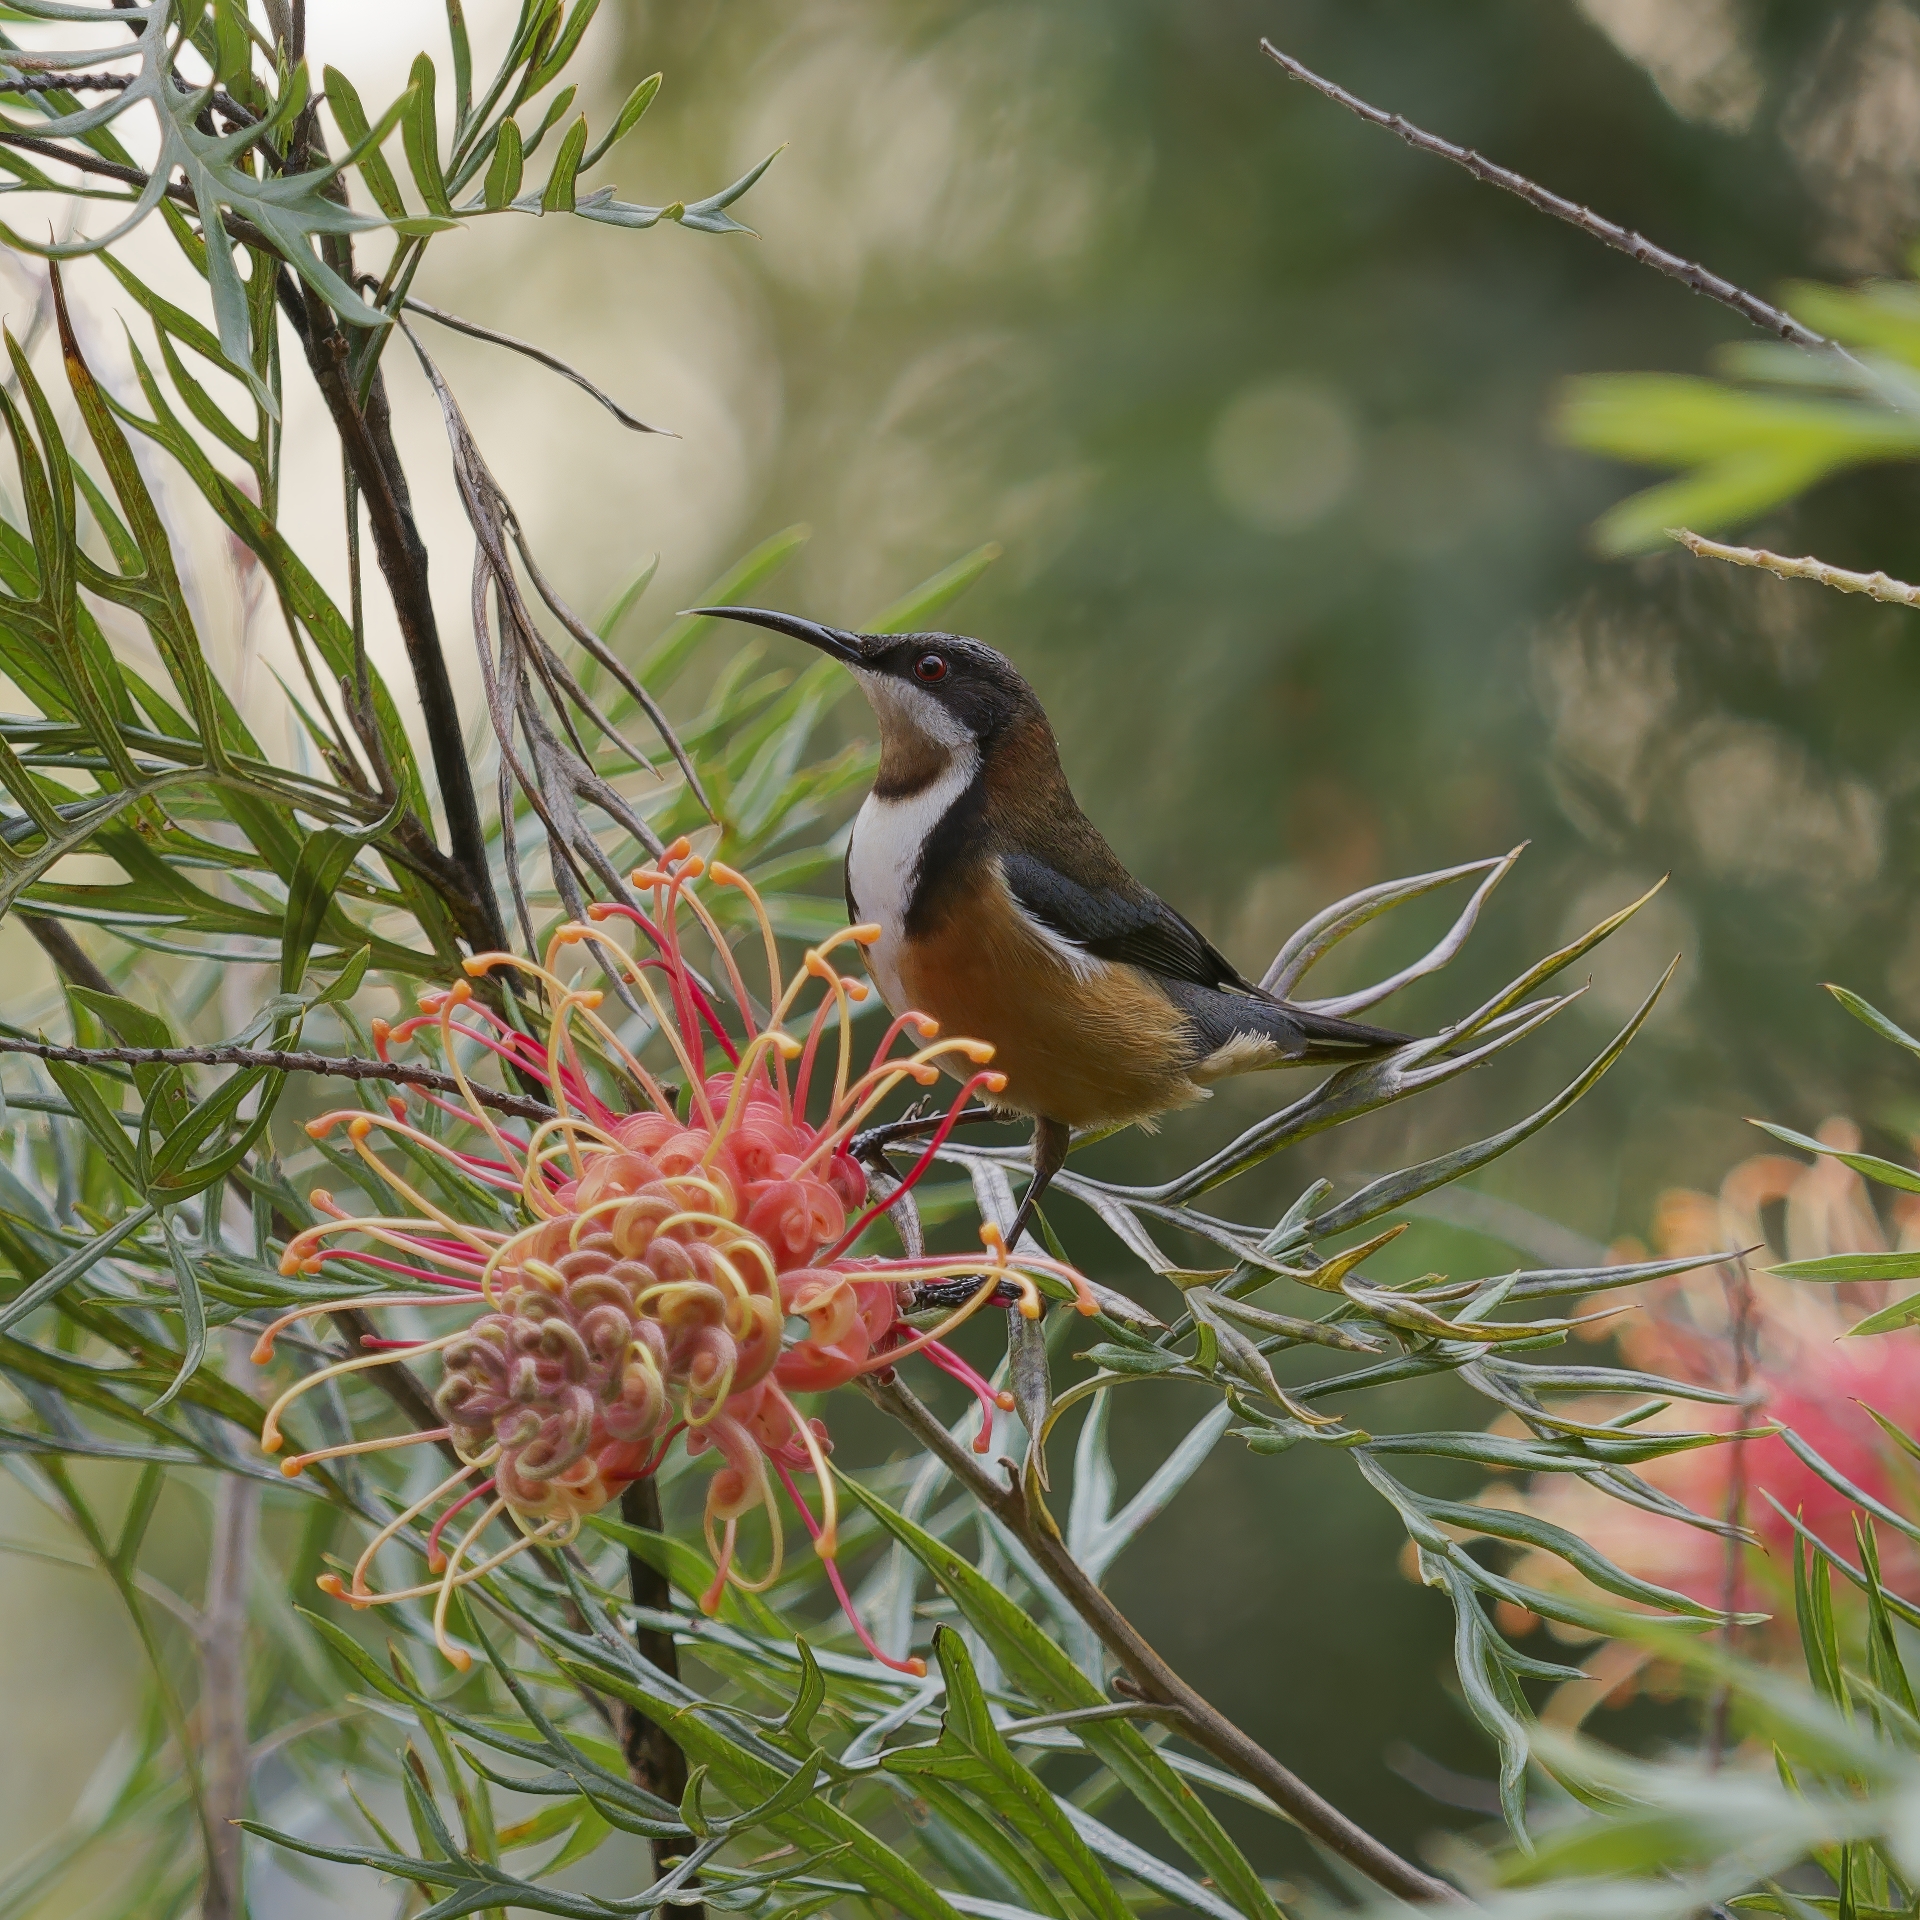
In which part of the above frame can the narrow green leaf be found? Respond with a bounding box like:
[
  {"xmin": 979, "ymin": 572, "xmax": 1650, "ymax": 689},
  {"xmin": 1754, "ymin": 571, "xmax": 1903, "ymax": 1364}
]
[
  {"xmin": 404, "ymin": 55, "xmax": 455, "ymax": 217},
  {"xmin": 888, "ymin": 1628, "xmax": 1129, "ymax": 1920},
  {"xmin": 1750, "ymin": 1119, "xmax": 1920, "ymax": 1196},
  {"xmin": 540, "ymin": 115, "xmax": 587, "ymax": 213},
  {"xmin": 551, "ymin": 1656, "xmax": 963, "ymax": 1920},
  {"xmin": 326, "ymin": 67, "xmax": 408, "ymax": 220},
  {"xmin": 581, "ymin": 72, "xmax": 659, "ymax": 170},
  {"xmin": 0, "ymin": 1204, "xmax": 155, "ymax": 1335},
  {"xmin": 483, "ymin": 117, "xmax": 523, "ymax": 208},
  {"xmin": 841, "ymin": 1478, "xmax": 1281, "ymax": 1920},
  {"xmin": 1774, "ymin": 1251, "xmax": 1920, "ymax": 1284},
  {"xmin": 527, "ymin": 0, "xmax": 601, "ymax": 93},
  {"xmin": 1827, "ymin": 984, "xmax": 1920, "ymax": 1062},
  {"xmin": 867, "ymin": 543, "xmax": 1002, "ymax": 635},
  {"xmin": 446, "ymin": 0, "xmax": 474, "ymax": 132},
  {"xmin": 147, "ymin": 1210, "xmax": 207, "ymax": 1412}
]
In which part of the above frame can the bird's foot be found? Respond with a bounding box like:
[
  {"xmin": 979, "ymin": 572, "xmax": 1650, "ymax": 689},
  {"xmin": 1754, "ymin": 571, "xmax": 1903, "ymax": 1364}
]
[{"xmin": 904, "ymin": 1275, "xmax": 1023, "ymax": 1313}]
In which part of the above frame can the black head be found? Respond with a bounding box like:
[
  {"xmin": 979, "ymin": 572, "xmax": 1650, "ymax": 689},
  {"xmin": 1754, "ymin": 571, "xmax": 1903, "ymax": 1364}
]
[{"xmin": 683, "ymin": 606, "xmax": 1045, "ymax": 749}]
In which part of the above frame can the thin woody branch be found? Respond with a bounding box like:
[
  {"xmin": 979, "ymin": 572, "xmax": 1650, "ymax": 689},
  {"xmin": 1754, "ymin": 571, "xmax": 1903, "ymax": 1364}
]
[
  {"xmin": 1670, "ymin": 526, "xmax": 1920, "ymax": 606},
  {"xmin": 0, "ymin": 1033, "xmax": 556, "ymax": 1123},
  {"xmin": 1260, "ymin": 40, "xmax": 1838, "ymax": 357},
  {"xmin": 860, "ymin": 1370, "xmax": 1463, "ymax": 1907}
]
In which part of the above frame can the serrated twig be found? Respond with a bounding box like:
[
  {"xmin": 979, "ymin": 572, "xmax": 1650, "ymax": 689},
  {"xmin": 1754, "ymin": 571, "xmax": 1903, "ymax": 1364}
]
[
  {"xmin": 0, "ymin": 1034, "xmax": 556, "ymax": 1123},
  {"xmin": 1670, "ymin": 527, "xmax": 1920, "ymax": 607},
  {"xmin": 1260, "ymin": 40, "xmax": 1840, "ymax": 357}
]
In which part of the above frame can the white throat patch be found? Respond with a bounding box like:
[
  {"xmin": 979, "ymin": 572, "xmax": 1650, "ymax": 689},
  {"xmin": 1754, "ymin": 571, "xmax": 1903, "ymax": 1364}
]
[{"xmin": 847, "ymin": 735, "xmax": 979, "ymax": 1012}]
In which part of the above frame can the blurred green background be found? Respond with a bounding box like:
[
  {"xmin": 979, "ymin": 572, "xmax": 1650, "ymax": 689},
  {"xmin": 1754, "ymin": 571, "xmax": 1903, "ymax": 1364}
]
[{"xmin": 16, "ymin": 0, "xmax": 1920, "ymax": 1898}]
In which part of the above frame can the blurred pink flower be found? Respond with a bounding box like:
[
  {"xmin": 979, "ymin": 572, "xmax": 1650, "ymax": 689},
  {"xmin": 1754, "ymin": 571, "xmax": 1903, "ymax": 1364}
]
[{"xmin": 1483, "ymin": 1119, "xmax": 1920, "ymax": 1702}]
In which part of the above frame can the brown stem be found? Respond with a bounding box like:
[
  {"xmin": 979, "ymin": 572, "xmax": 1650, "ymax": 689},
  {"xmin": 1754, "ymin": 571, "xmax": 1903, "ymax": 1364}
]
[
  {"xmin": 617, "ymin": 1479, "xmax": 701, "ymax": 1912},
  {"xmin": 20, "ymin": 912, "xmax": 114, "ymax": 995},
  {"xmin": 280, "ymin": 280, "xmax": 506, "ymax": 959},
  {"xmin": 199, "ymin": 1468, "xmax": 260, "ymax": 1920},
  {"xmin": 0, "ymin": 1032, "xmax": 556, "ymax": 1123},
  {"xmin": 861, "ymin": 1371, "xmax": 1462, "ymax": 1906}
]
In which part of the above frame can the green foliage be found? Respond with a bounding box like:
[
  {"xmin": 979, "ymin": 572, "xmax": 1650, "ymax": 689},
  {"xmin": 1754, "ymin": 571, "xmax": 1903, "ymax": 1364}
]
[
  {"xmin": 1558, "ymin": 274, "xmax": 1920, "ymax": 554},
  {"xmin": 0, "ymin": 7, "xmax": 1789, "ymax": 1917}
]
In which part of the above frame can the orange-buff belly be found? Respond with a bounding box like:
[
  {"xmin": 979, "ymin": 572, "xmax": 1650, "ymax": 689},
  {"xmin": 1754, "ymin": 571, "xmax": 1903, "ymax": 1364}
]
[{"xmin": 889, "ymin": 883, "xmax": 1199, "ymax": 1130}]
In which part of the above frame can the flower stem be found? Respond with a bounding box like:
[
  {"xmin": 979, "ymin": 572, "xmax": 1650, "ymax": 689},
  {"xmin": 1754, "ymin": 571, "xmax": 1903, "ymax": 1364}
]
[
  {"xmin": 617, "ymin": 1478, "xmax": 702, "ymax": 1917},
  {"xmin": 862, "ymin": 1370, "xmax": 1463, "ymax": 1906}
]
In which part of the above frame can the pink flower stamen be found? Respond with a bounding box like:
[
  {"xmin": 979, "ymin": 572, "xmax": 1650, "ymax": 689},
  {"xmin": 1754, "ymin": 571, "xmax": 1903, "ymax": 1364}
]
[{"xmin": 265, "ymin": 847, "xmax": 1090, "ymax": 1663}]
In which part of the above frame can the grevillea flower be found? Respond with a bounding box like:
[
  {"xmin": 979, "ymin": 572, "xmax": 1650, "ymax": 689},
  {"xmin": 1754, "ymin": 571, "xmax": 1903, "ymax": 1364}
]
[
  {"xmin": 253, "ymin": 844, "xmax": 1094, "ymax": 1670},
  {"xmin": 1478, "ymin": 1118, "xmax": 1920, "ymax": 1707}
]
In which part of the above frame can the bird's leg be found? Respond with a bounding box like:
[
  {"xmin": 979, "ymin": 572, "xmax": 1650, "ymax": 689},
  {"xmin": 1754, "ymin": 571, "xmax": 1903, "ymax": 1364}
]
[
  {"xmin": 904, "ymin": 1116, "xmax": 1071, "ymax": 1314},
  {"xmin": 1002, "ymin": 1114, "xmax": 1070, "ymax": 1256}
]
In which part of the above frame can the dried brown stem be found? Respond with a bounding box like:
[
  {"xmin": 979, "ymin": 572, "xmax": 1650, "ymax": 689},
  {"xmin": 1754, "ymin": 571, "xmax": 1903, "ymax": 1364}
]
[
  {"xmin": 199, "ymin": 1469, "xmax": 259, "ymax": 1919},
  {"xmin": 0, "ymin": 1032, "xmax": 556, "ymax": 1123},
  {"xmin": 860, "ymin": 1370, "xmax": 1463, "ymax": 1906},
  {"xmin": 20, "ymin": 912, "xmax": 114, "ymax": 996},
  {"xmin": 1259, "ymin": 40, "xmax": 1837, "ymax": 355},
  {"xmin": 281, "ymin": 279, "xmax": 506, "ymax": 959},
  {"xmin": 617, "ymin": 1478, "xmax": 701, "ymax": 1914}
]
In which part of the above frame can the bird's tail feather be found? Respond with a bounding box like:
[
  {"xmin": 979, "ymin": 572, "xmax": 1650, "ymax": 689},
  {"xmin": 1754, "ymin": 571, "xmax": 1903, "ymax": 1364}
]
[{"xmin": 1177, "ymin": 981, "xmax": 1409, "ymax": 1068}]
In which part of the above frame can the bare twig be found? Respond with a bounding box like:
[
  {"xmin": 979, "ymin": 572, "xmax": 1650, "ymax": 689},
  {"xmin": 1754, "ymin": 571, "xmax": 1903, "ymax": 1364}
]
[
  {"xmin": 401, "ymin": 296, "xmax": 672, "ymax": 436},
  {"xmin": 859, "ymin": 1370, "xmax": 1463, "ymax": 1906},
  {"xmin": 0, "ymin": 66, "xmax": 263, "ymax": 127},
  {"xmin": 0, "ymin": 1034, "xmax": 557, "ymax": 1123},
  {"xmin": 1260, "ymin": 41, "xmax": 1837, "ymax": 355},
  {"xmin": 1670, "ymin": 527, "xmax": 1920, "ymax": 606}
]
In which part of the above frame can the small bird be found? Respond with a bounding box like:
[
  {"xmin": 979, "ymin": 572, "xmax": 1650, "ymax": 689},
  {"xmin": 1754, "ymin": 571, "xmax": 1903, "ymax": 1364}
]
[{"xmin": 688, "ymin": 607, "xmax": 1409, "ymax": 1247}]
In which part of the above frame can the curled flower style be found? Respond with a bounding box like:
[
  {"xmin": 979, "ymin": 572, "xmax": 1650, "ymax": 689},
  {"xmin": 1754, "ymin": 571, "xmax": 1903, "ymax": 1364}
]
[{"xmin": 253, "ymin": 844, "xmax": 1094, "ymax": 1670}]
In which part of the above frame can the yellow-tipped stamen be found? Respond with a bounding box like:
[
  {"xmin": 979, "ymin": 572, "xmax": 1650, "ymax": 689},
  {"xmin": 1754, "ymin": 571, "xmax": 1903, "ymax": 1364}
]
[
  {"xmin": 596, "ymin": 942, "xmax": 719, "ymax": 1129},
  {"xmin": 661, "ymin": 876, "xmax": 760, "ymax": 1048},
  {"xmin": 279, "ymin": 1214, "xmax": 493, "ymax": 1278},
  {"xmin": 855, "ymin": 1274, "xmax": 1005, "ymax": 1368},
  {"xmin": 351, "ymin": 1456, "xmax": 491, "ymax": 1594},
  {"xmin": 259, "ymin": 1329, "xmax": 473, "ymax": 1454},
  {"xmin": 793, "ymin": 1041, "xmax": 1000, "ymax": 1175},
  {"xmin": 769, "ymin": 1382, "xmax": 839, "ymax": 1560},
  {"xmin": 251, "ymin": 1294, "xmax": 474, "ymax": 1364},
  {"xmin": 808, "ymin": 952, "xmax": 861, "ymax": 1116},
  {"xmin": 769, "ymin": 924, "xmax": 880, "ymax": 1031},
  {"xmin": 434, "ymin": 980, "xmax": 521, "ymax": 1169},
  {"xmin": 316, "ymin": 1115, "xmax": 501, "ymax": 1258},
  {"xmin": 702, "ymin": 1028, "xmax": 805, "ymax": 1165},
  {"xmin": 514, "ymin": 1113, "xmax": 623, "ymax": 1216},
  {"xmin": 433, "ymin": 1495, "xmax": 509, "ymax": 1669},
  {"xmin": 280, "ymin": 1426, "xmax": 452, "ymax": 1477},
  {"xmin": 711, "ymin": 861, "xmax": 784, "ymax": 1030},
  {"xmin": 703, "ymin": 1465, "xmax": 785, "ymax": 1594},
  {"xmin": 552, "ymin": 926, "xmax": 679, "ymax": 1107}
]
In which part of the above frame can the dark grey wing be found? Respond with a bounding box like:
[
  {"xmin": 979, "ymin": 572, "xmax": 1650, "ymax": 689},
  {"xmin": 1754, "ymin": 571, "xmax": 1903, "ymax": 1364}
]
[
  {"xmin": 1001, "ymin": 851, "xmax": 1250, "ymax": 992},
  {"xmin": 1004, "ymin": 851, "xmax": 1411, "ymax": 1057}
]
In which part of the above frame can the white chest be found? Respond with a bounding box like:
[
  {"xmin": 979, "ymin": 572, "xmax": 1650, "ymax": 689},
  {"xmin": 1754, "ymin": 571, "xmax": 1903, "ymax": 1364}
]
[{"xmin": 845, "ymin": 749, "xmax": 978, "ymax": 1013}]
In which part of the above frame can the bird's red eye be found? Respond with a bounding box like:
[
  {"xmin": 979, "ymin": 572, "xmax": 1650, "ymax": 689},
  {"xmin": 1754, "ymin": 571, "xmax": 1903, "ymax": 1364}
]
[{"xmin": 912, "ymin": 652, "xmax": 949, "ymax": 683}]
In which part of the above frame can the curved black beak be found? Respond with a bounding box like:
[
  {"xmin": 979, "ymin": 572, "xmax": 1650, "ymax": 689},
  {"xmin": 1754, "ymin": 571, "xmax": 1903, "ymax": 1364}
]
[{"xmin": 680, "ymin": 605, "xmax": 866, "ymax": 665}]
